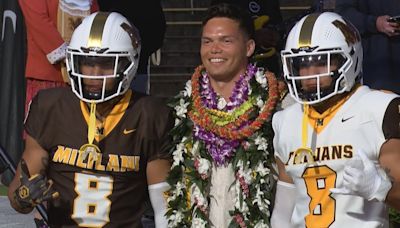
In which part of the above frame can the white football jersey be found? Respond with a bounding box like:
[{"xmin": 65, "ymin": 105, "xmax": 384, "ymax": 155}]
[{"xmin": 273, "ymin": 86, "xmax": 398, "ymax": 228}]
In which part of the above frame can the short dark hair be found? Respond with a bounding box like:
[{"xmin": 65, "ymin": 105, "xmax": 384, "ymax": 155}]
[{"xmin": 202, "ymin": 3, "xmax": 255, "ymax": 40}]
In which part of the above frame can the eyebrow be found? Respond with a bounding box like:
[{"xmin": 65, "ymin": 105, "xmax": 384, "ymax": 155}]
[{"xmin": 201, "ymin": 35, "xmax": 236, "ymax": 40}]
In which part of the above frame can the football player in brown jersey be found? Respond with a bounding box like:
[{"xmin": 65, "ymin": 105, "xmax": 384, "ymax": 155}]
[{"xmin": 8, "ymin": 12, "xmax": 173, "ymax": 227}]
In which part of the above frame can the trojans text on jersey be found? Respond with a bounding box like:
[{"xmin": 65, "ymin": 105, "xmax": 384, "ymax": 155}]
[{"xmin": 286, "ymin": 145, "xmax": 353, "ymax": 165}]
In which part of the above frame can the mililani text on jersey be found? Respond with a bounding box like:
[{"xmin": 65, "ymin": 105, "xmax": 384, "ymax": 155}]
[{"xmin": 52, "ymin": 145, "xmax": 140, "ymax": 172}]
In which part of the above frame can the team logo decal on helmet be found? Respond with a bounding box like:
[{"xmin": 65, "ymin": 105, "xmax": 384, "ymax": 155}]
[
  {"xmin": 121, "ymin": 22, "xmax": 140, "ymax": 49},
  {"xmin": 332, "ymin": 20, "xmax": 360, "ymax": 46}
]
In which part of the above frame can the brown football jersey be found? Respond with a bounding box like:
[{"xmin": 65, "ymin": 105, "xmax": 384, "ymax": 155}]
[{"xmin": 25, "ymin": 87, "xmax": 173, "ymax": 228}]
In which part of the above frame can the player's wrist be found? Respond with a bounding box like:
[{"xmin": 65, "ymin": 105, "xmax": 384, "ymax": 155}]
[{"xmin": 369, "ymin": 172, "xmax": 392, "ymax": 201}]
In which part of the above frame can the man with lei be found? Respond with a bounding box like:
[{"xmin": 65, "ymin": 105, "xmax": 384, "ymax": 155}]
[{"xmin": 166, "ymin": 3, "xmax": 283, "ymax": 227}]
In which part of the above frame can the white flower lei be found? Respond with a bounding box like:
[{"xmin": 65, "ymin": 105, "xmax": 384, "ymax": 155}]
[{"xmin": 166, "ymin": 66, "xmax": 278, "ymax": 227}]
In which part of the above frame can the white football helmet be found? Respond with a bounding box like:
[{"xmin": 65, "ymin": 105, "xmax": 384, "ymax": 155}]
[
  {"xmin": 66, "ymin": 12, "xmax": 141, "ymax": 103},
  {"xmin": 281, "ymin": 12, "xmax": 363, "ymax": 104}
]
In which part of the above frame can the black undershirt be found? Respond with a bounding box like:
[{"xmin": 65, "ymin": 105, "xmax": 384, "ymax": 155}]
[{"xmin": 383, "ymin": 97, "xmax": 400, "ymax": 139}]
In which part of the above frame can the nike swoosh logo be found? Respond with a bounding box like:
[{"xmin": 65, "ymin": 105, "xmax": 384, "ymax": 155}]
[
  {"xmin": 341, "ymin": 116, "xmax": 354, "ymax": 122},
  {"xmin": 2, "ymin": 10, "xmax": 17, "ymax": 41},
  {"xmin": 123, "ymin": 129, "xmax": 136, "ymax": 134}
]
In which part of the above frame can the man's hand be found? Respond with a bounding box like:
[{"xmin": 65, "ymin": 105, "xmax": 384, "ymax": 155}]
[
  {"xmin": 376, "ymin": 15, "xmax": 400, "ymax": 37},
  {"xmin": 330, "ymin": 150, "xmax": 392, "ymax": 201},
  {"xmin": 13, "ymin": 159, "xmax": 59, "ymax": 210}
]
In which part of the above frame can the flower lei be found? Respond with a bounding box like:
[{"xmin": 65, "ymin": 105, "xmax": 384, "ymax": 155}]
[{"xmin": 166, "ymin": 64, "xmax": 279, "ymax": 227}]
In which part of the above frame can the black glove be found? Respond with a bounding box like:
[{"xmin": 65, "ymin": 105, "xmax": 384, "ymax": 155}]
[{"xmin": 14, "ymin": 159, "xmax": 59, "ymax": 209}]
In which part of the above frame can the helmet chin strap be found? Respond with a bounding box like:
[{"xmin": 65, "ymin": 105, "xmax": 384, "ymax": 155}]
[
  {"xmin": 84, "ymin": 91, "xmax": 102, "ymax": 100},
  {"xmin": 301, "ymin": 86, "xmax": 334, "ymax": 102},
  {"xmin": 82, "ymin": 77, "xmax": 122, "ymax": 102}
]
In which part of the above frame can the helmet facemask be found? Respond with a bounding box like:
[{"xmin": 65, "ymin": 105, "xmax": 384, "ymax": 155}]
[
  {"xmin": 282, "ymin": 48, "xmax": 350, "ymax": 104},
  {"xmin": 67, "ymin": 50, "xmax": 135, "ymax": 103}
]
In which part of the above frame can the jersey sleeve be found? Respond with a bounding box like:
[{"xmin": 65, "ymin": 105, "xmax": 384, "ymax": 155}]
[
  {"xmin": 25, "ymin": 89, "xmax": 69, "ymax": 150},
  {"xmin": 140, "ymin": 98, "xmax": 174, "ymax": 162},
  {"xmin": 382, "ymin": 97, "xmax": 400, "ymax": 140},
  {"xmin": 24, "ymin": 90, "xmax": 48, "ymax": 148},
  {"xmin": 272, "ymin": 110, "xmax": 286, "ymax": 163}
]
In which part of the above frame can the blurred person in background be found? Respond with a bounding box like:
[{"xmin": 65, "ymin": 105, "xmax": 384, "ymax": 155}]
[
  {"xmin": 18, "ymin": 0, "xmax": 98, "ymax": 116},
  {"xmin": 336, "ymin": 0, "xmax": 400, "ymax": 94},
  {"xmin": 98, "ymin": 0, "xmax": 166, "ymax": 94}
]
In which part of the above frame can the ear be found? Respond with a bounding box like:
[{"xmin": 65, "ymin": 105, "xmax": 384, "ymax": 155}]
[{"xmin": 246, "ymin": 39, "xmax": 256, "ymax": 57}]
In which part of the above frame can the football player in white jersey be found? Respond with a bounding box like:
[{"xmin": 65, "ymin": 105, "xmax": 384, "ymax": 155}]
[{"xmin": 271, "ymin": 12, "xmax": 400, "ymax": 227}]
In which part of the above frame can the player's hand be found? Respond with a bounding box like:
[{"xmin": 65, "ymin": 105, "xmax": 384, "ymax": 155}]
[
  {"xmin": 13, "ymin": 159, "xmax": 59, "ymax": 209},
  {"xmin": 330, "ymin": 149, "xmax": 392, "ymax": 201}
]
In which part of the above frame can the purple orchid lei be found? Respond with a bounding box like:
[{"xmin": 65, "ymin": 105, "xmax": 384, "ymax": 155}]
[{"xmin": 193, "ymin": 64, "xmax": 257, "ymax": 166}]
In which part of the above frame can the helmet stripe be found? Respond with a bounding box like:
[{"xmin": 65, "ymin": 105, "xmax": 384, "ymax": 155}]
[
  {"xmin": 88, "ymin": 12, "xmax": 110, "ymax": 48},
  {"xmin": 298, "ymin": 13, "xmax": 321, "ymax": 48}
]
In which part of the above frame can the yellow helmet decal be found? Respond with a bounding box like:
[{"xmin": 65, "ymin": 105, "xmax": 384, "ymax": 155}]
[
  {"xmin": 298, "ymin": 13, "xmax": 321, "ymax": 48},
  {"xmin": 87, "ymin": 12, "xmax": 110, "ymax": 48}
]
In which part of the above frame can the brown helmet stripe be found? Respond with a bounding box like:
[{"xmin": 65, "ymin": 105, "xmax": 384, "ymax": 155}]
[
  {"xmin": 298, "ymin": 13, "xmax": 321, "ymax": 48},
  {"xmin": 87, "ymin": 12, "xmax": 110, "ymax": 48}
]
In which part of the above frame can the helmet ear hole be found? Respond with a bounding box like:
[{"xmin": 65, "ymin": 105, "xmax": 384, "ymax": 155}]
[{"xmin": 349, "ymin": 47, "xmax": 355, "ymax": 56}]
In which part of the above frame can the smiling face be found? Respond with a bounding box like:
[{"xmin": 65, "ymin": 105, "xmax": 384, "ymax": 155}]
[{"xmin": 200, "ymin": 17, "xmax": 255, "ymax": 83}]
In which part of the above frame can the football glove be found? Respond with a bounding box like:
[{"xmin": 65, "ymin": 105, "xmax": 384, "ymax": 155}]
[
  {"xmin": 330, "ymin": 149, "xmax": 392, "ymax": 201},
  {"xmin": 14, "ymin": 159, "xmax": 59, "ymax": 209}
]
